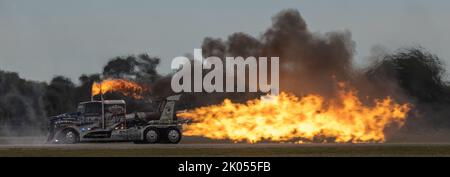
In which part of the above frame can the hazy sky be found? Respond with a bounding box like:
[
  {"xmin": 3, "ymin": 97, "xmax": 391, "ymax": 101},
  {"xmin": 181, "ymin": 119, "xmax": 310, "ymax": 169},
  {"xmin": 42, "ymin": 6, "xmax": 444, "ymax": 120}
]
[{"xmin": 1, "ymin": 0, "xmax": 449, "ymax": 82}]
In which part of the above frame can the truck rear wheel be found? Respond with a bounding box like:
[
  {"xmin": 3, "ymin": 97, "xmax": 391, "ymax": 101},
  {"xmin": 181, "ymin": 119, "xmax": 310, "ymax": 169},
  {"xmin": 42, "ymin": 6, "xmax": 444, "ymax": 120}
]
[
  {"xmin": 144, "ymin": 128, "xmax": 159, "ymax": 143},
  {"xmin": 166, "ymin": 128, "xmax": 181, "ymax": 144}
]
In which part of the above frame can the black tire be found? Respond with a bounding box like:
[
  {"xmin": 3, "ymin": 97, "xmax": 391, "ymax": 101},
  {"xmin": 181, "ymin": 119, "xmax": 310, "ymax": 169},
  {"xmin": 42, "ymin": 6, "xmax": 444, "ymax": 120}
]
[
  {"xmin": 59, "ymin": 129, "xmax": 79, "ymax": 144},
  {"xmin": 166, "ymin": 128, "xmax": 182, "ymax": 144},
  {"xmin": 144, "ymin": 128, "xmax": 160, "ymax": 144}
]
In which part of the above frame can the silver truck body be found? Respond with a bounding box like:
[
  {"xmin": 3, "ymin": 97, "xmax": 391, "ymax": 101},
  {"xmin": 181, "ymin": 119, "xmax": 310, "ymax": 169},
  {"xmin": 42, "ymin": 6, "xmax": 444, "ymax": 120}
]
[{"xmin": 47, "ymin": 95, "xmax": 185, "ymax": 144}]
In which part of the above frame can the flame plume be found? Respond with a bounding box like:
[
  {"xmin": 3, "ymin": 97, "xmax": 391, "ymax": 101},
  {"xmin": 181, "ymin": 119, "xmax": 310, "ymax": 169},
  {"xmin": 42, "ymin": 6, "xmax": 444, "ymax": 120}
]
[
  {"xmin": 91, "ymin": 79, "xmax": 146, "ymax": 99},
  {"xmin": 178, "ymin": 87, "xmax": 411, "ymax": 143}
]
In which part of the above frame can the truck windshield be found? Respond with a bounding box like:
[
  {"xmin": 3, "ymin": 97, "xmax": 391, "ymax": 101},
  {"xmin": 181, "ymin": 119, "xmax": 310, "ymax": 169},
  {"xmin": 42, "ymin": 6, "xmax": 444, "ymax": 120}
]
[{"xmin": 84, "ymin": 102, "xmax": 102, "ymax": 114}]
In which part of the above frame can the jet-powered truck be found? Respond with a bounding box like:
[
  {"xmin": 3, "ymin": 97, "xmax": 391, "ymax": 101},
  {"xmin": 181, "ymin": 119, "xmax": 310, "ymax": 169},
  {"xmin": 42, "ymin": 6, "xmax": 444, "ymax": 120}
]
[{"xmin": 47, "ymin": 88, "xmax": 186, "ymax": 144}]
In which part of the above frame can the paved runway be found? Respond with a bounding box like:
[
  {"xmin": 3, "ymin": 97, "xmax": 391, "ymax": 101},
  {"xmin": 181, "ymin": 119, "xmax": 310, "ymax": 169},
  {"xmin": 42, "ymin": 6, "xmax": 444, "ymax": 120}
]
[
  {"xmin": 1, "ymin": 136, "xmax": 450, "ymax": 148},
  {"xmin": 1, "ymin": 136, "xmax": 450, "ymax": 156}
]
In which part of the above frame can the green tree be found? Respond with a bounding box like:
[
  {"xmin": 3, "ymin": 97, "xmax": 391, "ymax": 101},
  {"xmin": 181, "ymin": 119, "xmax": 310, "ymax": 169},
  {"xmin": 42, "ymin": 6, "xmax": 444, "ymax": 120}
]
[
  {"xmin": 102, "ymin": 53, "xmax": 161, "ymax": 83},
  {"xmin": 44, "ymin": 76, "xmax": 76, "ymax": 116}
]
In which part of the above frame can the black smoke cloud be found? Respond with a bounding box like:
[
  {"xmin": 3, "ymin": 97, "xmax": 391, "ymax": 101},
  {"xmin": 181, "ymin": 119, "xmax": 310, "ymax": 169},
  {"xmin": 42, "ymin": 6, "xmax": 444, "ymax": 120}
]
[
  {"xmin": 261, "ymin": 10, "xmax": 355, "ymax": 97},
  {"xmin": 192, "ymin": 9, "xmax": 356, "ymax": 98},
  {"xmin": 366, "ymin": 48, "xmax": 450, "ymax": 133}
]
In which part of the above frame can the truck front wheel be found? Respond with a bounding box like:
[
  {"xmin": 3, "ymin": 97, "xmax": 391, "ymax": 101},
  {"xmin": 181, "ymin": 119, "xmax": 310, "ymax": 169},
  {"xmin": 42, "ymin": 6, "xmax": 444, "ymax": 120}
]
[
  {"xmin": 144, "ymin": 128, "xmax": 159, "ymax": 143},
  {"xmin": 166, "ymin": 128, "xmax": 181, "ymax": 144},
  {"xmin": 58, "ymin": 129, "xmax": 79, "ymax": 144}
]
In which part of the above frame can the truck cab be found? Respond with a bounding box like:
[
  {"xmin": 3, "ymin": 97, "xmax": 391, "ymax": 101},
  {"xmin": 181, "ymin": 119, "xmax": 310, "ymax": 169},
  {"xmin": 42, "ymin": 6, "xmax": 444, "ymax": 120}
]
[
  {"xmin": 77, "ymin": 100, "xmax": 126, "ymax": 130},
  {"xmin": 47, "ymin": 94, "xmax": 184, "ymax": 144}
]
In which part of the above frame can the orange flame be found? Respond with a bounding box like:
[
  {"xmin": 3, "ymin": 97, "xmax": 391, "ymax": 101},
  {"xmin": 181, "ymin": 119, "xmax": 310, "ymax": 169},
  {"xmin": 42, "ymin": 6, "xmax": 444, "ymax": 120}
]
[
  {"xmin": 91, "ymin": 79, "xmax": 146, "ymax": 99},
  {"xmin": 178, "ymin": 87, "xmax": 411, "ymax": 143}
]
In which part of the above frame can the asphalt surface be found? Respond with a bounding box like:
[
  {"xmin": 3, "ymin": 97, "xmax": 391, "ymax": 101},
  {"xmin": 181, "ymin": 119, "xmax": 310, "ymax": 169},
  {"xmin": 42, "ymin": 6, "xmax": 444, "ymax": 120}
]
[
  {"xmin": 2, "ymin": 136, "xmax": 450, "ymax": 156},
  {"xmin": 1, "ymin": 136, "xmax": 450, "ymax": 148}
]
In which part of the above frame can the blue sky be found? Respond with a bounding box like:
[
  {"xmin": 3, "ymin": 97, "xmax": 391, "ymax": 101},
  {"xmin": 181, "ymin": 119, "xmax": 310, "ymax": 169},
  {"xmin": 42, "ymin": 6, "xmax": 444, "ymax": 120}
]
[{"xmin": 1, "ymin": 0, "xmax": 449, "ymax": 82}]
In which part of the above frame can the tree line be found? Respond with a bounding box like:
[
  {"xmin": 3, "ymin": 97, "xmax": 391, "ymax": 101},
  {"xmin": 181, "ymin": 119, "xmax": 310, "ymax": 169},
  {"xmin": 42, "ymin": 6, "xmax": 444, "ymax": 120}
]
[{"xmin": 0, "ymin": 54, "xmax": 161, "ymax": 136}]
